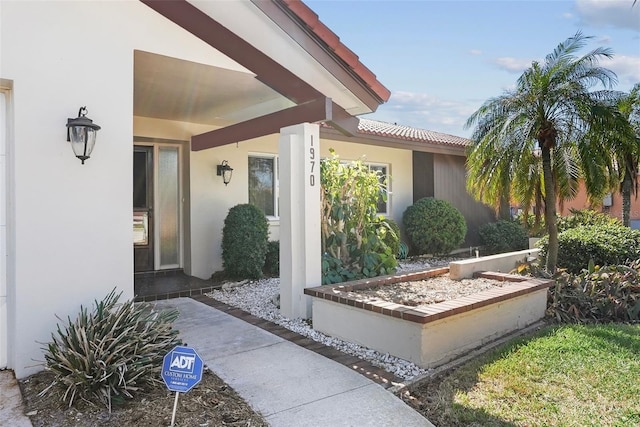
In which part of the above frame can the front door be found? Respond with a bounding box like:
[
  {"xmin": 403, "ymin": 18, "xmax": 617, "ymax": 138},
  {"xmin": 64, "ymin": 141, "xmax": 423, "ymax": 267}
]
[
  {"xmin": 133, "ymin": 144, "xmax": 182, "ymax": 273},
  {"xmin": 134, "ymin": 146, "xmax": 154, "ymax": 272}
]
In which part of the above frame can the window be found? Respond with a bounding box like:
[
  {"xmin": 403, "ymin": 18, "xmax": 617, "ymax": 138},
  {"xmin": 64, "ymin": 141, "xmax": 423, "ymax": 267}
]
[
  {"xmin": 248, "ymin": 155, "xmax": 278, "ymax": 217},
  {"xmin": 368, "ymin": 163, "xmax": 389, "ymax": 215}
]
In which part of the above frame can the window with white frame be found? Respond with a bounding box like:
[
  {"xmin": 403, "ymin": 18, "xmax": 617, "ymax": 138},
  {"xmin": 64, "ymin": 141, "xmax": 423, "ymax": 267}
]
[
  {"xmin": 248, "ymin": 155, "xmax": 278, "ymax": 217},
  {"xmin": 368, "ymin": 163, "xmax": 390, "ymax": 215}
]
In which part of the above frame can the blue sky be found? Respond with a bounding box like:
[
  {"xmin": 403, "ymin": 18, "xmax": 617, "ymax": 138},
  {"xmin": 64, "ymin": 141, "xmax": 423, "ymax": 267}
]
[{"xmin": 305, "ymin": 0, "xmax": 640, "ymax": 138}]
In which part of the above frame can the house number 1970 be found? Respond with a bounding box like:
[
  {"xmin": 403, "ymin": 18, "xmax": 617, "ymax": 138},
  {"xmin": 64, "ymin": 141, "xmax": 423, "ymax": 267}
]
[{"xmin": 309, "ymin": 136, "xmax": 316, "ymax": 187}]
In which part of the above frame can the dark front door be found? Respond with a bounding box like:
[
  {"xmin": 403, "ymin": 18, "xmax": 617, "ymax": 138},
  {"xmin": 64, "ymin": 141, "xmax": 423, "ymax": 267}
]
[{"xmin": 134, "ymin": 146, "xmax": 154, "ymax": 272}]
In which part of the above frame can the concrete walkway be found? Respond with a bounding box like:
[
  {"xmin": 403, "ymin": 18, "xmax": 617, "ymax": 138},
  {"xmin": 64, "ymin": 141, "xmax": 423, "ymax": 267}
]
[
  {"xmin": 154, "ymin": 298, "xmax": 433, "ymax": 427},
  {"xmin": 0, "ymin": 370, "xmax": 33, "ymax": 427}
]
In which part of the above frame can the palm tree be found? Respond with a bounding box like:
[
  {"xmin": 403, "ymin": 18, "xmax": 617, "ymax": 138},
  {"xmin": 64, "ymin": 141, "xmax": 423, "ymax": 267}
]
[
  {"xmin": 612, "ymin": 83, "xmax": 640, "ymax": 227},
  {"xmin": 465, "ymin": 32, "xmax": 619, "ymax": 273}
]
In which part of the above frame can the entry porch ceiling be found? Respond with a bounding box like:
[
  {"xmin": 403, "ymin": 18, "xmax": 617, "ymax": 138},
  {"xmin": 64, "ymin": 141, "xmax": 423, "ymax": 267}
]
[
  {"xmin": 138, "ymin": 0, "xmax": 386, "ymax": 150},
  {"xmin": 134, "ymin": 50, "xmax": 294, "ymax": 127}
]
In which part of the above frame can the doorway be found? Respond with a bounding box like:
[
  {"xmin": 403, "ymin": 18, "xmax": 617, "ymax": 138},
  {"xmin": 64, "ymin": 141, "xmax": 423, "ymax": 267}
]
[{"xmin": 134, "ymin": 144, "xmax": 182, "ymax": 273}]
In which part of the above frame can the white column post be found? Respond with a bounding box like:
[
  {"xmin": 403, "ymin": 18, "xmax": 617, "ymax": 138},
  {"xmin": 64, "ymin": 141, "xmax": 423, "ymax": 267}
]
[{"xmin": 279, "ymin": 123, "xmax": 321, "ymax": 319}]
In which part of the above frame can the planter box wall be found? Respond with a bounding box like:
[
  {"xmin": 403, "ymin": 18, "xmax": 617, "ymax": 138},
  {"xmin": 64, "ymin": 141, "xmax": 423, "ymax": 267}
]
[{"xmin": 306, "ymin": 269, "xmax": 553, "ymax": 369}]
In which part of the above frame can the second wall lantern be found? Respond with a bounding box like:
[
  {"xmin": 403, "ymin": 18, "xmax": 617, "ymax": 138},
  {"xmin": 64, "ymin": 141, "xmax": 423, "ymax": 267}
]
[{"xmin": 217, "ymin": 160, "xmax": 233, "ymax": 186}]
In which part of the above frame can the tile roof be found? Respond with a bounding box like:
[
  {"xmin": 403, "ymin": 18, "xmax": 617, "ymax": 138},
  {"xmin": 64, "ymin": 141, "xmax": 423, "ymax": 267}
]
[
  {"xmin": 357, "ymin": 118, "xmax": 472, "ymax": 148},
  {"xmin": 279, "ymin": 0, "xmax": 391, "ymax": 103}
]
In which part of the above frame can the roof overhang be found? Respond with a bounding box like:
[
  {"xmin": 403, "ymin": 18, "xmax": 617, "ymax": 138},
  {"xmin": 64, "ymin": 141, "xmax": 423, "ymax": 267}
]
[{"xmin": 140, "ymin": 0, "xmax": 389, "ymax": 150}]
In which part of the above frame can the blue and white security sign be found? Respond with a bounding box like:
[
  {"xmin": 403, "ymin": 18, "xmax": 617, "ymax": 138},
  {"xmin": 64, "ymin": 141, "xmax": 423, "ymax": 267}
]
[{"xmin": 161, "ymin": 345, "xmax": 204, "ymax": 393}]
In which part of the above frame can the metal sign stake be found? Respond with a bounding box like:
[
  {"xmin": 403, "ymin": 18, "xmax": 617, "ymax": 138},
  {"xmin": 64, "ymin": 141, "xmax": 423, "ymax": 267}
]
[{"xmin": 170, "ymin": 391, "xmax": 180, "ymax": 426}]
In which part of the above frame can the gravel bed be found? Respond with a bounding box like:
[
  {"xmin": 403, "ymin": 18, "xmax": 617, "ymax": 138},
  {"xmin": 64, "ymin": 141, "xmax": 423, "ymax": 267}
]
[
  {"xmin": 349, "ymin": 274, "xmax": 508, "ymax": 307},
  {"xmin": 206, "ymin": 258, "xmax": 458, "ymax": 381}
]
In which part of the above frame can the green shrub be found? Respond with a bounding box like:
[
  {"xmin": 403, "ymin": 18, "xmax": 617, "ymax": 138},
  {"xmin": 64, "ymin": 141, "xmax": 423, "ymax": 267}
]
[
  {"xmin": 402, "ymin": 197, "xmax": 467, "ymax": 256},
  {"xmin": 479, "ymin": 220, "xmax": 528, "ymax": 255},
  {"xmin": 539, "ymin": 223, "xmax": 640, "ymax": 274},
  {"xmin": 42, "ymin": 289, "xmax": 181, "ymax": 410},
  {"xmin": 263, "ymin": 240, "xmax": 279, "ymax": 276},
  {"xmin": 222, "ymin": 204, "xmax": 269, "ymax": 279},
  {"xmin": 557, "ymin": 208, "xmax": 621, "ymax": 233},
  {"xmin": 548, "ymin": 259, "xmax": 640, "ymax": 323}
]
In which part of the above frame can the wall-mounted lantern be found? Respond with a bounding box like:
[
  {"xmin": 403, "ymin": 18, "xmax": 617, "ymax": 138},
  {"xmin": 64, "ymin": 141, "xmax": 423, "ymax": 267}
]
[
  {"xmin": 217, "ymin": 160, "xmax": 233, "ymax": 186},
  {"xmin": 66, "ymin": 106, "xmax": 101, "ymax": 164}
]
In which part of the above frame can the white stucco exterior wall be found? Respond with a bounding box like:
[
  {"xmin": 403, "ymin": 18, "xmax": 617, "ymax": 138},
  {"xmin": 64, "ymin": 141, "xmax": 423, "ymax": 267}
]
[
  {"xmin": 186, "ymin": 135, "xmax": 413, "ymax": 279},
  {"xmin": 0, "ymin": 1, "xmax": 248, "ymax": 378}
]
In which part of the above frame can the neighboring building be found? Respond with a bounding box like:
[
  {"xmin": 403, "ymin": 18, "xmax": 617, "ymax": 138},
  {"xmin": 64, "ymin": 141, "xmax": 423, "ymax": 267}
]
[
  {"xmin": 0, "ymin": 0, "xmax": 493, "ymax": 377},
  {"xmin": 558, "ymin": 179, "xmax": 640, "ymax": 229}
]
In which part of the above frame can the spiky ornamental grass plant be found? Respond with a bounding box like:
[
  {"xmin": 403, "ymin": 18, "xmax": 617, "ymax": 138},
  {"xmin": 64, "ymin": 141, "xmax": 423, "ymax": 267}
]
[{"xmin": 40, "ymin": 289, "xmax": 181, "ymax": 412}]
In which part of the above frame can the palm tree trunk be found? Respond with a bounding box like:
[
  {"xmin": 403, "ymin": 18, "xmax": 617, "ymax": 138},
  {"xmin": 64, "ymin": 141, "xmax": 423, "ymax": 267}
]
[
  {"xmin": 622, "ymin": 172, "xmax": 631, "ymax": 227},
  {"xmin": 542, "ymin": 147, "xmax": 558, "ymax": 273},
  {"xmin": 499, "ymin": 192, "xmax": 511, "ymax": 220}
]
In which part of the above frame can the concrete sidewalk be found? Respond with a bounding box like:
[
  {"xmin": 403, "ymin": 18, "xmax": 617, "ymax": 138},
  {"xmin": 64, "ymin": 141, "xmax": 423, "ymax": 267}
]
[
  {"xmin": 154, "ymin": 298, "xmax": 433, "ymax": 427},
  {"xmin": 0, "ymin": 370, "xmax": 33, "ymax": 427}
]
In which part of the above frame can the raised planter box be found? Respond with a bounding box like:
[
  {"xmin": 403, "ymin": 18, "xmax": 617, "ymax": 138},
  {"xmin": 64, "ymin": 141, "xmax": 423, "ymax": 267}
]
[{"xmin": 305, "ymin": 268, "xmax": 553, "ymax": 369}]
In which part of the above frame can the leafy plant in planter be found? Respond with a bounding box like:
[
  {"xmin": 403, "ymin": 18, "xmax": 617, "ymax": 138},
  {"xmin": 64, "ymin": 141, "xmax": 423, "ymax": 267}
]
[
  {"xmin": 320, "ymin": 150, "xmax": 397, "ymax": 284},
  {"xmin": 41, "ymin": 289, "xmax": 181, "ymax": 411}
]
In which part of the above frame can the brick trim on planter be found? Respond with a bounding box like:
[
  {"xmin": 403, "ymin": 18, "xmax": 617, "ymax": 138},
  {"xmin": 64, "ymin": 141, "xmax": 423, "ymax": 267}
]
[{"xmin": 304, "ymin": 269, "xmax": 554, "ymax": 325}]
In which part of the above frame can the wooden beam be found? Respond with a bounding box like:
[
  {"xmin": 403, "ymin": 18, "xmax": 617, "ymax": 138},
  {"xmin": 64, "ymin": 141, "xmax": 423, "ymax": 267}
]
[
  {"xmin": 326, "ymin": 106, "xmax": 359, "ymax": 137},
  {"xmin": 192, "ymin": 98, "xmax": 332, "ymax": 151}
]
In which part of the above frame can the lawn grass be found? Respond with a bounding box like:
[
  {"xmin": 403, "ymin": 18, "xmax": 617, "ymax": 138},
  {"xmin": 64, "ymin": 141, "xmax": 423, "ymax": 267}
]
[{"xmin": 412, "ymin": 323, "xmax": 640, "ymax": 426}]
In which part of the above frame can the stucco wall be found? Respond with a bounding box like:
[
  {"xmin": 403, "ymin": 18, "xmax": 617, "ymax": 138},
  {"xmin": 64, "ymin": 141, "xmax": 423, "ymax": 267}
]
[
  {"xmin": 187, "ymin": 135, "xmax": 413, "ymax": 279},
  {"xmin": 0, "ymin": 1, "xmax": 246, "ymax": 378}
]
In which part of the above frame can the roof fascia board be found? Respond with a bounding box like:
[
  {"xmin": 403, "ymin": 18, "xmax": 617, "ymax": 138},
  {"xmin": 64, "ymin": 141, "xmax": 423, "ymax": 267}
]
[
  {"xmin": 251, "ymin": 0, "xmax": 384, "ymax": 111},
  {"xmin": 192, "ymin": 97, "xmax": 334, "ymax": 151}
]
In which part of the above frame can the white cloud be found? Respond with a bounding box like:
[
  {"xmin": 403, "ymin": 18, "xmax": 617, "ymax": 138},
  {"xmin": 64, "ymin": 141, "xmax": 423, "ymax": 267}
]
[
  {"xmin": 596, "ymin": 35, "xmax": 613, "ymax": 44},
  {"xmin": 369, "ymin": 91, "xmax": 477, "ymax": 137},
  {"xmin": 469, "ymin": 49, "xmax": 483, "ymax": 56},
  {"xmin": 574, "ymin": 0, "xmax": 640, "ymax": 31},
  {"xmin": 494, "ymin": 57, "xmax": 534, "ymax": 73},
  {"xmin": 602, "ymin": 54, "xmax": 640, "ymax": 86}
]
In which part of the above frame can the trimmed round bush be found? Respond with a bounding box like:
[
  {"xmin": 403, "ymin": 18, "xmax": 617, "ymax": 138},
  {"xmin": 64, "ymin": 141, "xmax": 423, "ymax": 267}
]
[
  {"xmin": 222, "ymin": 204, "xmax": 269, "ymax": 279},
  {"xmin": 402, "ymin": 198, "xmax": 467, "ymax": 256},
  {"xmin": 479, "ymin": 220, "xmax": 528, "ymax": 255},
  {"xmin": 539, "ymin": 223, "xmax": 640, "ymax": 273}
]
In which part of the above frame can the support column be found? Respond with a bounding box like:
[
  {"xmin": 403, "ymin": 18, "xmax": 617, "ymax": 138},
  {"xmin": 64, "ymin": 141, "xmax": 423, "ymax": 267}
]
[{"xmin": 279, "ymin": 123, "xmax": 321, "ymax": 319}]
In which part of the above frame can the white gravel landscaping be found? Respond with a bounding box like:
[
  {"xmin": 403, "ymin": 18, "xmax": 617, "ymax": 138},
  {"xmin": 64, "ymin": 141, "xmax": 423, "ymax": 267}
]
[{"xmin": 206, "ymin": 258, "xmax": 458, "ymax": 381}]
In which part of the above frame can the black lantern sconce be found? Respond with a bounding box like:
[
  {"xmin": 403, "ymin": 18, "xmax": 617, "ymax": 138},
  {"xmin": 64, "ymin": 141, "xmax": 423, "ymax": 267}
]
[
  {"xmin": 66, "ymin": 106, "xmax": 101, "ymax": 164},
  {"xmin": 217, "ymin": 160, "xmax": 233, "ymax": 186}
]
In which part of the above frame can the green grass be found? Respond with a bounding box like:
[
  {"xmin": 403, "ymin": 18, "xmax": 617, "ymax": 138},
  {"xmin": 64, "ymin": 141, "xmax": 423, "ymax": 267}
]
[{"xmin": 415, "ymin": 323, "xmax": 640, "ymax": 427}]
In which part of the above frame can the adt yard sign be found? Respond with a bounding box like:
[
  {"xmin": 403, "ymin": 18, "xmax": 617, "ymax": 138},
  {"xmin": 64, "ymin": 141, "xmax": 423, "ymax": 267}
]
[{"xmin": 162, "ymin": 345, "xmax": 204, "ymax": 393}]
